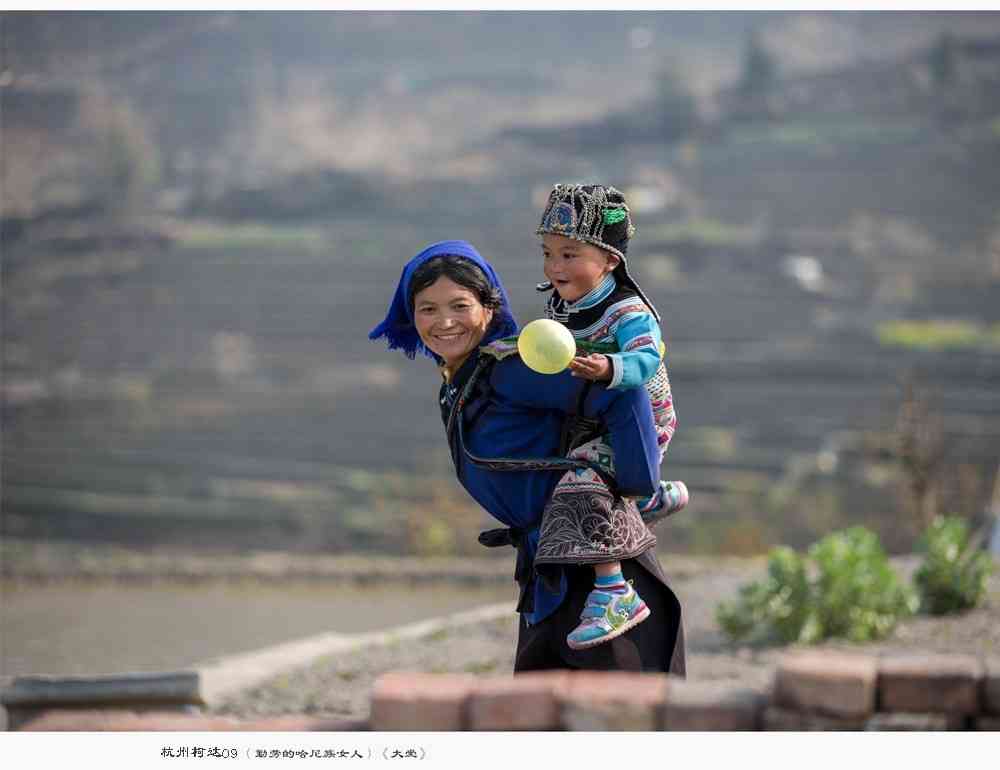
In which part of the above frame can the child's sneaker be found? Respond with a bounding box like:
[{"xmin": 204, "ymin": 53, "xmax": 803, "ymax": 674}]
[
  {"xmin": 566, "ymin": 581, "xmax": 650, "ymax": 650},
  {"xmin": 640, "ymin": 480, "xmax": 689, "ymax": 526}
]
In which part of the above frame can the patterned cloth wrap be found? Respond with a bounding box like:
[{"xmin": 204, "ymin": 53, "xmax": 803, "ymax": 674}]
[
  {"xmin": 533, "ymin": 435, "xmax": 656, "ymax": 576},
  {"xmin": 645, "ymin": 357, "xmax": 678, "ymax": 463}
]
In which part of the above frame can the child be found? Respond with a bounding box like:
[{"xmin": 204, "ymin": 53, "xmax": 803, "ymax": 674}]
[{"xmin": 535, "ymin": 183, "xmax": 689, "ymax": 650}]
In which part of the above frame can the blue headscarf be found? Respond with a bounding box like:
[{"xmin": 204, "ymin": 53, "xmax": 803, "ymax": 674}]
[{"xmin": 369, "ymin": 240, "xmax": 518, "ymax": 362}]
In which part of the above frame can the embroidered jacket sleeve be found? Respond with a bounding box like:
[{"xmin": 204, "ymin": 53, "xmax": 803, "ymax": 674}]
[{"xmin": 607, "ymin": 312, "xmax": 663, "ymax": 390}]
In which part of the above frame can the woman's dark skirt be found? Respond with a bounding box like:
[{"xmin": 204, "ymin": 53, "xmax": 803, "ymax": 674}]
[{"xmin": 513, "ymin": 551, "xmax": 686, "ymax": 675}]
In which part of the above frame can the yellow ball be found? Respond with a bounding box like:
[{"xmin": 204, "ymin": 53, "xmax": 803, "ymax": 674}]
[{"xmin": 517, "ymin": 319, "xmax": 577, "ymax": 374}]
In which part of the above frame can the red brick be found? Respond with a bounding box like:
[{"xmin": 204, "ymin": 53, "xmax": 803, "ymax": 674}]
[
  {"xmin": 773, "ymin": 651, "xmax": 877, "ymax": 718},
  {"xmin": 663, "ymin": 680, "xmax": 763, "ymax": 731},
  {"xmin": 763, "ymin": 706, "xmax": 867, "ymax": 731},
  {"xmin": 558, "ymin": 671, "xmax": 669, "ymax": 731},
  {"xmin": 467, "ymin": 672, "xmax": 569, "ymax": 731},
  {"xmin": 983, "ymin": 658, "xmax": 1000, "ymax": 715},
  {"xmin": 879, "ymin": 654, "xmax": 982, "ymax": 714},
  {"xmin": 238, "ymin": 715, "xmax": 368, "ymax": 731},
  {"xmin": 370, "ymin": 672, "xmax": 477, "ymax": 731},
  {"xmin": 865, "ymin": 712, "xmax": 967, "ymax": 731}
]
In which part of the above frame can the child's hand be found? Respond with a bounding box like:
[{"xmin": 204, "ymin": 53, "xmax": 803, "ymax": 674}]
[{"xmin": 568, "ymin": 353, "xmax": 612, "ymax": 381}]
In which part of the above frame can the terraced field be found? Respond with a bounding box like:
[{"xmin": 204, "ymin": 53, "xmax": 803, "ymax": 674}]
[{"xmin": 5, "ymin": 134, "xmax": 1000, "ymax": 556}]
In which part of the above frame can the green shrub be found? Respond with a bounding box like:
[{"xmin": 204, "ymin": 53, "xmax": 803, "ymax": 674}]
[
  {"xmin": 717, "ymin": 546, "xmax": 811, "ymax": 644},
  {"xmin": 717, "ymin": 527, "xmax": 916, "ymax": 645},
  {"xmin": 808, "ymin": 527, "xmax": 918, "ymax": 642},
  {"xmin": 913, "ymin": 516, "xmax": 995, "ymax": 615}
]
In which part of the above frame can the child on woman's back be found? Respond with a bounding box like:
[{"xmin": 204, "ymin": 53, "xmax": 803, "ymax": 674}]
[{"xmin": 534, "ymin": 183, "xmax": 688, "ymax": 650}]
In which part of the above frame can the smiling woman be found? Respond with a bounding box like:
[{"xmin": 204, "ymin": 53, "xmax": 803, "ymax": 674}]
[
  {"xmin": 368, "ymin": 240, "xmax": 517, "ymax": 366},
  {"xmin": 410, "ymin": 262, "xmax": 499, "ymax": 375},
  {"xmin": 369, "ymin": 240, "xmax": 686, "ymax": 676}
]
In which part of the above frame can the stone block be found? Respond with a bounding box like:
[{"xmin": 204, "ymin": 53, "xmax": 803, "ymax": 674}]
[
  {"xmin": 559, "ymin": 671, "xmax": 669, "ymax": 731},
  {"xmin": 17, "ymin": 708, "xmax": 235, "ymax": 732},
  {"xmin": 370, "ymin": 672, "xmax": 477, "ymax": 731},
  {"xmin": 763, "ymin": 706, "xmax": 867, "ymax": 731},
  {"xmin": 975, "ymin": 716, "xmax": 1000, "ymax": 731},
  {"xmin": 982, "ymin": 658, "xmax": 1000, "ymax": 715},
  {"xmin": 467, "ymin": 672, "xmax": 569, "ymax": 731},
  {"xmin": 19, "ymin": 708, "xmax": 368, "ymax": 733},
  {"xmin": 16, "ymin": 708, "xmax": 368, "ymax": 733},
  {"xmin": 879, "ymin": 654, "xmax": 982, "ymax": 715},
  {"xmin": 662, "ymin": 680, "xmax": 764, "ymax": 731},
  {"xmin": 865, "ymin": 712, "xmax": 967, "ymax": 731},
  {"xmin": 1, "ymin": 671, "xmax": 205, "ymax": 731},
  {"xmin": 773, "ymin": 651, "xmax": 877, "ymax": 718},
  {"xmin": 1, "ymin": 671, "xmax": 203, "ymax": 709}
]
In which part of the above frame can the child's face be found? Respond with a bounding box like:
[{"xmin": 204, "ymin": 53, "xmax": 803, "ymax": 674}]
[{"xmin": 542, "ymin": 234, "xmax": 619, "ymax": 303}]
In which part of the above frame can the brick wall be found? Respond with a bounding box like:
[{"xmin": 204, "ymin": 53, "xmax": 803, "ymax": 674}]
[
  {"xmin": 4, "ymin": 652, "xmax": 999, "ymax": 731},
  {"xmin": 368, "ymin": 652, "xmax": 999, "ymax": 731}
]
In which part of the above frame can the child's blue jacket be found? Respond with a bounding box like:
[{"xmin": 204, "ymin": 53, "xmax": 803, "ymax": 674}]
[{"xmin": 440, "ymin": 346, "xmax": 661, "ymax": 625}]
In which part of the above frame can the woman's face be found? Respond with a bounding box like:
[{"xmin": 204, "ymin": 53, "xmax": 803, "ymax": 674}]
[{"xmin": 413, "ymin": 276, "xmax": 494, "ymax": 369}]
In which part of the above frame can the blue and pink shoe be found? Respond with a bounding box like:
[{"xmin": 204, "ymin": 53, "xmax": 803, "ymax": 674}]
[
  {"xmin": 566, "ymin": 581, "xmax": 650, "ymax": 650},
  {"xmin": 639, "ymin": 480, "xmax": 689, "ymax": 526}
]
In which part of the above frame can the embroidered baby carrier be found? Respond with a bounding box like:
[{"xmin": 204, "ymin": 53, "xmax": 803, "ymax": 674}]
[{"xmin": 448, "ymin": 338, "xmax": 656, "ymax": 594}]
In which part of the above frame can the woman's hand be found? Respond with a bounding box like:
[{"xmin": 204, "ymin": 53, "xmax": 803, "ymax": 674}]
[{"xmin": 568, "ymin": 353, "xmax": 612, "ymax": 381}]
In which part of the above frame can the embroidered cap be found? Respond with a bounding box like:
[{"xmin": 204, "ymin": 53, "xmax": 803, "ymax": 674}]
[
  {"xmin": 537, "ymin": 184, "xmax": 635, "ymax": 260},
  {"xmin": 536, "ymin": 184, "xmax": 660, "ymax": 321}
]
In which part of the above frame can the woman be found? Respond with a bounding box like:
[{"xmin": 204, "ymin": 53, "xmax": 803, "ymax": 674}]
[{"xmin": 370, "ymin": 240, "xmax": 685, "ymax": 675}]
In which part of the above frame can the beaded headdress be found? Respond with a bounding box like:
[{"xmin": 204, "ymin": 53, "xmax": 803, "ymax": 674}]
[{"xmin": 536, "ymin": 184, "xmax": 660, "ymax": 321}]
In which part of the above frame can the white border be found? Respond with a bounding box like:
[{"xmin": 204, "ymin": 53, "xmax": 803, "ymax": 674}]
[{"xmin": 0, "ymin": 731, "xmax": 990, "ymax": 770}]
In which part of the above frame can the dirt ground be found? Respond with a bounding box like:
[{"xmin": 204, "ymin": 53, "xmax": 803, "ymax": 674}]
[{"xmin": 210, "ymin": 558, "xmax": 1000, "ymax": 723}]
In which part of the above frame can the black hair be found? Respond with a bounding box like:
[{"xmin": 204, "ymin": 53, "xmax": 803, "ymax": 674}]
[{"xmin": 408, "ymin": 255, "xmax": 503, "ymax": 314}]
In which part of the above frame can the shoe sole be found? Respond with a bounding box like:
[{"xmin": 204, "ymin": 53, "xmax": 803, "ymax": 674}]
[
  {"xmin": 641, "ymin": 505, "xmax": 685, "ymax": 526},
  {"xmin": 566, "ymin": 604, "xmax": 651, "ymax": 650}
]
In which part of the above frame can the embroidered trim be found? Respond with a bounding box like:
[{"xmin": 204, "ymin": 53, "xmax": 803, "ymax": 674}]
[
  {"xmin": 577, "ymin": 340, "xmax": 617, "ymax": 355},
  {"xmin": 603, "ymin": 208, "xmax": 627, "ymax": 225},
  {"xmin": 578, "ymin": 300, "xmax": 650, "ymax": 341},
  {"xmin": 534, "ymin": 436, "xmax": 657, "ymax": 566},
  {"xmin": 623, "ymin": 334, "xmax": 657, "ymax": 353},
  {"xmin": 570, "ymin": 274, "xmax": 616, "ymax": 311},
  {"xmin": 480, "ymin": 337, "xmax": 521, "ymax": 361},
  {"xmin": 534, "ymin": 472, "xmax": 656, "ymax": 566}
]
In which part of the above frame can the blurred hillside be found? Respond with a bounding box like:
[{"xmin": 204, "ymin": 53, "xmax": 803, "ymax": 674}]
[
  {"xmin": 6, "ymin": 11, "xmax": 1000, "ymax": 214},
  {"xmin": 3, "ymin": 11, "xmax": 1000, "ymax": 557}
]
